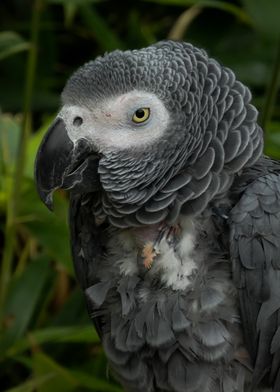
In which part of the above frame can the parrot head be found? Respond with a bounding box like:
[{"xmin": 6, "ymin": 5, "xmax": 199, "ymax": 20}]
[{"xmin": 35, "ymin": 41, "xmax": 263, "ymax": 227}]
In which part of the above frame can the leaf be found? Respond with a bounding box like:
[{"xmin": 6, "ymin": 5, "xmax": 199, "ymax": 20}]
[
  {"xmin": 25, "ymin": 115, "xmax": 55, "ymax": 179},
  {"xmin": 6, "ymin": 325, "xmax": 99, "ymax": 357},
  {"xmin": 264, "ymin": 122, "xmax": 280, "ymax": 159},
  {"xmin": 12, "ymin": 352, "xmax": 122, "ymax": 392},
  {"xmin": 51, "ymin": 288, "xmax": 89, "ymax": 326},
  {"xmin": 64, "ymin": 3, "xmax": 78, "ymax": 27},
  {"xmin": 47, "ymin": 0, "xmax": 103, "ymax": 4},
  {"xmin": 267, "ymin": 122, "xmax": 280, "ymax": 134},
  {"xmin": 71, "ymin": 370, "xmax": 123, "ymax": 392},
  {"xmin": 168, "ymin": 5, "xmax": 202, "ymax": 40},
  {"xmin": 0, "ymin": 32, "xmax": 30, "ymax": 61},
  {"xmin": 46, "ymin": 0, "xmax": 105, "ymax": 27},
  {"xmin": 0, "ymin": 113, "xmax": 21, "ymax": 169},
  {"xmin": 4, "ymin": 374, "xmax": 55, "ymax": 392},
  {"xmin": 78, "ymin": 4, "xmax": 124, "ymax": 51},
  {"xmin": 242, "ymin": 0, "xmax": 280, "ymax": 38},
  {"xmin": 143, "ymin": 0, "xmax": 251, "ymax": 23},
  {"xmin": 31, "ymin": 351, "xmax": 78, "ymax": 392},
  {"xmin": 0, "ymin": 257, "xmax": 53, "ymax": 356},
  {"xmin": 19, "ymin": 179, "xmax": 73, "ymax": 274}
]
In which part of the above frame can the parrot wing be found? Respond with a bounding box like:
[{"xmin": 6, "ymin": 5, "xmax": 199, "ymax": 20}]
[
  {"xmin": 69, "ymin": 194, "xmax": 106, "ymax": 339},
  {"xmin": 230, "ymin": 171, "xmax": 280, "ymax": 390}
]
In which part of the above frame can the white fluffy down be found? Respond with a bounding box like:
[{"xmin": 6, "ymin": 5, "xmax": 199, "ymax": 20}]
[
  {"xmin": 109, "ymin": 217, "xmax": 197, "ymax": 291},
  {"xmin": 150, "ymin": 218, "xmax": 197, "ymax": 290}
]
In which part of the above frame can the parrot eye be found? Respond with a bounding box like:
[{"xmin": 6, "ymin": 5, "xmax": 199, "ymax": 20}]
[{"xmin": 132, "ymin": 108, "xmax": 150, "ymax": 124}]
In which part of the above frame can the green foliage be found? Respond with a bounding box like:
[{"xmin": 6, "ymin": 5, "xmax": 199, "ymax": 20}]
[
  {"xmin": 0, "ymin": 0, "xmax": 279, "ymax": 391},
  {"xmin": 243, "ymin": 0, "xmax": 280, "ymax": 37},
  {"xmin": 0, "ymin": 32, "xmax": 30, "ymax": 61}
]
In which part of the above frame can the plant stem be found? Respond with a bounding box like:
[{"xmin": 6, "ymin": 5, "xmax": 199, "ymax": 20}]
[
  {"xmin": 0, "ymin": 0, "xmax": 43, "ymax": 307},
  {"xmin": 168, "ymin": 6, "xmax": 202, "ymax": 40},
  {"xmin": 260, "ymin": 38, "xmax": 280, "ymax": 136}
]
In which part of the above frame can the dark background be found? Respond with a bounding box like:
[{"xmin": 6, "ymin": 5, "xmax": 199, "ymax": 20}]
[{"xmin": 0, "ymin": 0, "xmax": 279, "ymax": 391}]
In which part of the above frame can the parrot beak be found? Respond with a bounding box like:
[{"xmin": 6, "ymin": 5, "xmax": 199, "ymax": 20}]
[{"xmin": 35, "ymin": 118, "xmax": 99, "ymax": 210}]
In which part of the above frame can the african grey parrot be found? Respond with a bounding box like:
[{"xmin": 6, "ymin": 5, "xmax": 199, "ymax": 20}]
[{"xmin": 34, "ymin": 41, "xmax": 280, "ymax": 392}]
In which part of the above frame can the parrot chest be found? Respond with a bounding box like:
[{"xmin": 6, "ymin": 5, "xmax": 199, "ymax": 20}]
[{"xmin": 85, "ymin": 212, "xmax": 249, "ymax": 391}]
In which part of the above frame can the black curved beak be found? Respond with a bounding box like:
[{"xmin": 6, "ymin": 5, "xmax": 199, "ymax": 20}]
[{"xmin": 35, "ymin": 118, "xmax": 99, "ymax": 210}]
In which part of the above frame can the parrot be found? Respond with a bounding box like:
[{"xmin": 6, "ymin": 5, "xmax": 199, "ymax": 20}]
[{"xmin": 34, "ymin": 41, "xmax": 280, "ymax": 392}]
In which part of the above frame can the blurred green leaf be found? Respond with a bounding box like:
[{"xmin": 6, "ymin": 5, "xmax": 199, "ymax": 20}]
[
  {"xmin": 64, "ymin": 3, "xmax": 78, "ymax": 26},
  {"xmin": 47, "ymin": 0, "xmax": 103, "ymax": 4},
  {"xmin": 242, "ymin": 0, "xmax": 280, "ymax": 38},
  {"xmin": 0, "ymin": 257, "xmax": 53, "ymax": 356},
  {"xmin": 0, "ymin": 113, "xmax": 21, "ymax": 169},
  {"xmin": 32, "ymin": 351, "xmax": 78, "ymax": 392},
  {"xmin": 168, "ymin": 5, "xmax": 202, "ymax": 40},
  {"xmin": 79, "ymin": 4, "xmax": 124, "ymax": 51},
  {"xmin": 19, "ymin": 180, "xmax": 73, "ymax": 274},
  {"xmin": 143, "ymin": 0, "xmax": 251, "ymax": 23},
  {"xmin": 7, "ymin": 325, "xmax": 99, "ymax": 357},
  {"xmin": 25, "ymin": 116, "xmax": 54, "ymax": 179},
  {"xmin": 31, "ymin": 351, "xmax": 122, "ymax": 392},
  {"xmin": 0, "ymin": 32, "xmax": 30, "ymax": 62},
  {"xmin": 71, "ymin": 370, "xmax": 123, "ymax": 392},
  {"xmin": 4, "ymin": 374, "xmax": 55, "ymax": 392},
  {"xmin": 264, "ymin": 122, "xmax": 280, "ymax": 158},
  {"xmin": 267, "ymin": 122, "xmax": 280, "ymax": 134},
  {"xmin": 51, "ymin": 288, "xmax": 90, "ymax": 326},
  {"xmin": 46, "ymin": 0, "xmax": 105, "ymax": 26}
]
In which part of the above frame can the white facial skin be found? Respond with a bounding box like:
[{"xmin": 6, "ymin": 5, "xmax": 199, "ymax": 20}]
[{"xmin": 59, "ymin": 90, "xmax": 170, "ymax": 153}]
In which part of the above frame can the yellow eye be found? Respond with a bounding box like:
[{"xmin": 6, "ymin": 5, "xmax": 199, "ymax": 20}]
[{"xmin": 132, "ymin": 108, "xmax": 150, "ymax": 123}]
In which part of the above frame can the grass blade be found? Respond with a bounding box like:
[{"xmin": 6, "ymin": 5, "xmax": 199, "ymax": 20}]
[
  {"xmin": 168, "ymin": 5, "xmax": 202, "ymax": 40},
  {"xmin": 6, "ymin": 325, "xmax": 100, "ymax": 357},
  {"xmin": 79, "ymin": 4, "xmax": 124, "ymax": 51},
  {"xmin": 4, "ymin": 374, "xmax": 55, "ymax": 392},
  {"xmin": 0, "ymin": 257, "xmax": 53, "ymax": 356},
  {"xmin": 142, "ymin": 0, "xmax": 251, "ymax": 23},
  {"xmin": 0, "ymin": 32, "xmax": 30, "ymax": 61}
]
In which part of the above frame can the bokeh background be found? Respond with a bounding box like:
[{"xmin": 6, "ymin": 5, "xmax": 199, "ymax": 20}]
[{"xmin": 0, "ymin": 0, "xmax": 279, "ymax": 391}]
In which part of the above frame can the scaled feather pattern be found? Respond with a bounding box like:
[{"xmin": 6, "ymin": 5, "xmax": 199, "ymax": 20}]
[{"xmin": 35, "ymin": 41, "xmax": 280, "ymax": 392}]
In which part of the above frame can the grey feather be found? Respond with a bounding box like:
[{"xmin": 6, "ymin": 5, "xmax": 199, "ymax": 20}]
[
  {"xmin": 230, "ymin": 170, "xmax": 280, "ymax": 390},
  {"xmin": 271, "ymin": 327, "xmax": 280, "ymax": 354},
  {"xmin": 190, "ymin": 147, "xmax": 215, "ymax": 179},
  {"xmin": 61, "ymin": 40, "xmax": 263, "ymax": 225},
  {"xmin": 36, "ymin": 40, "xmax": 280, "ymax": 392},
  {"xmin": 85, "ymin": 281, "xmax": 112, "ymax": 307},
  {"xmin": 161, "ymin": 172, "xmax": 192, "ymax": 193},
  {"xmin": 145, "ymin": 192, "xmax": 177, "ymax": 212},
  {"xmin": 136, "ymin": 208, "xmax": 168, "ymax": 225}
]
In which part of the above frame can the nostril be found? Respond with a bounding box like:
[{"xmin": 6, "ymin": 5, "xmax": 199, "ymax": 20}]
[{"xmin": 73, "ymin": 116, "xmax": 83, "ymax": 127}]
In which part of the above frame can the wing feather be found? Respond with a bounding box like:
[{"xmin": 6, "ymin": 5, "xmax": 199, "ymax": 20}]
[
  {"xmin": 69, "ymin": 194, "xmax": 105, "ymax": 338},
  {"xmin": 230, "ymin": 172, "xmax": 280, "ymax": 390}
]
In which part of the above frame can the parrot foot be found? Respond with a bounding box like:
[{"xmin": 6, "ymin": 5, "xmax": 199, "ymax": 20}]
[
  {"xmin": 142, "ymin": 242, "xmax": 160, "ymax": 269},
  {"xmin": 141, "ymin": 223, "xmax": 181, "ymax": 270}
]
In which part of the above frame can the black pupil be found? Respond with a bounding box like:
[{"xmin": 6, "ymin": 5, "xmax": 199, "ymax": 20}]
[{"xmin": 135, "ymin": 109, "xmax": 145, "ymax": 118}]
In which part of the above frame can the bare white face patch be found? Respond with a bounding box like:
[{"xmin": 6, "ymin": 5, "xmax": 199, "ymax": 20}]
[{"xmin": 58, "ymin": 90, "xmax": 170, "ymax": 153}]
